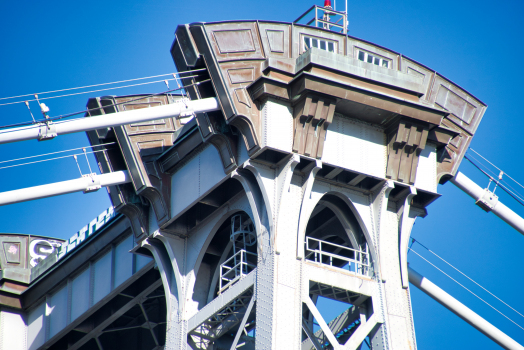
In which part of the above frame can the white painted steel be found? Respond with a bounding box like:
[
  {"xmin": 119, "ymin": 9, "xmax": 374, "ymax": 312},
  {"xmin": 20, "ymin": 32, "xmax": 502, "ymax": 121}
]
[
  {"xmin": 0, "ymin": 310, "xmax": 27, "ymax": 350},
  {"xmin": 414, "ymin": 143, "xmax": 437, "ymax": 192},
  {"xmin": 409, "ymin": 267, "xmax": 524, "ymax": 350},
  {"xmin": 322, "ymin": 113, "xmax": 387, "ymax": 178},
  {"xmin": 261, "ymin": 99, "xmax": 293, "ymax": 152},
  {"xmin": 0, "ymin": 170, "xmax": 130, "ymax": 206},
  {"xmin": 219, "ymin": 249, "xmax": 257, "ymax": 293},
  {"xmin": 0, "ymin": 97, "xmax": 220, "ymax": 144},
  {"xmin": 451, "ymin": 171, "xmax": 524, "ymax": 236}
]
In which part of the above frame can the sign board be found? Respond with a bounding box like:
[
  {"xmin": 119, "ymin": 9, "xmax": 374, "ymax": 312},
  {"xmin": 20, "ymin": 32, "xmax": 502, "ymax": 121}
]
[{"xmin": 56, "ymin": 206, "xmax": 115, "ymax": 261}]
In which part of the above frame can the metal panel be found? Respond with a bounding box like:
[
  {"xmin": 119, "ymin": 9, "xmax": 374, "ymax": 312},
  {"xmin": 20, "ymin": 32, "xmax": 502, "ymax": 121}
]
[
  {"xmin": 27, "ymin": 302, "xmax": 46, "ymax": 350},
  {"xmin": 47, "ymin": 285, "xmax": 68, "ymax": 339},
  {"xmin": 255, "ymin": 252, "xmax": 275, "ymax": 349},
  {"xmin": 199, "ymin": 144, "xmax": 228, "ymax": 196},
  {"xmin": 92, "ymin": 251, "xmax": 112, "ymax": 305},
  {"xmin": 261, "ymin": 99, "xmax": 293, "ymax": 153},
  {"xmin": 170, "ymin": 145, "xmax": 226, "ymax": 218},
  {"xmin": 258, "ymin": 23, "xmax": 291, "ymax": 59},
  {"xmin": 114, "ymin": 235, "xmax": 133, "ymax": 288},
  {"xmin": 70, "ymin": 268, "xmax": 90, "ymax": 322},
  {"xmin": 322, "ymin": 114, "xmax": 387, "ymax": 178},
  {"xmin": 135, "ymin": 253, "xmax": 152, "ymax": 272},
  {"xmin": 169, "ymin": 148, "xmax": 199, "ymax": 217},
  {"xmin": 414, "ymin": 143, "xmax": 437, "ymax": 192},
  {"xmin": 204, "ymin": 22, "xmax": 264, "ymax": 61},
  {"xmin": 0, "ymin": 309, "xmax": 26, "ymax": 350},
  {"xmin": 388, "ymin": 314, "xmax": 412, "ymax": 350}
]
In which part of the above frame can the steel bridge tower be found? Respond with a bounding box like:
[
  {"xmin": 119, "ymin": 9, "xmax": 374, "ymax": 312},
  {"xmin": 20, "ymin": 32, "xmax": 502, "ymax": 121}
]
[
  {"xmin": 78, "ymin": 15, "xmax": 487, "ymax": 349},
  {"xmin": 0, "ymin": 10, "xmax": 487, "ymax": 350}
]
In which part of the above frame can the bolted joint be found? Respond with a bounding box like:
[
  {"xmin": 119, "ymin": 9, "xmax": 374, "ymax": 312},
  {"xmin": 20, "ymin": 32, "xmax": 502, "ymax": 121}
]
[
  {"xmin": 475, "ymin": 189, "xmax": 499, "ymax": 212},
  {"xmin": 83, "ymin": 173, "xmax": 101, "ymax": 193},
  {"xmin": 37, "ymin": 122, "xmax": 57, "ymax": 141}
]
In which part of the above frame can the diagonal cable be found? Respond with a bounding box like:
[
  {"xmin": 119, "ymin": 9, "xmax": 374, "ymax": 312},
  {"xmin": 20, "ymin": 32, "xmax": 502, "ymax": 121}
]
[
  {"xmin": 0, "ymin": 142, "xmax": 115, "ymax": 164},
  {"xmin": 469, "ymin": 148, "xmax": 524, "ymax": 194},
  {"xmin": 409, "ymin": 247, "xmax": 524, "ymax": 331},
  {"xmin": 412, "ymin": 238, "xmax": 524, "ymax": 320},
  {"xmin": 0, "ymin": 149, "xmax": 110, "ymax": 170},
  {"xmin": 0, "ymin": 68, "xmax": 206, "ymax": 101}
]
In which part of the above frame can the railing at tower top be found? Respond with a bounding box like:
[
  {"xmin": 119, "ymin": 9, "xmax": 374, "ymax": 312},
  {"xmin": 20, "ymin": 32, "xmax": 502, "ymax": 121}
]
[
  {"xmin": 219, "ymin": 249, "xmax": 257, "ymax": 294},
  {"xmin": 294, "ymin": 5, "xmax": 348, "ymax": 34},
  {"xmin": 305, "ymin": 237, "xmax": 369, "ymax": 276}
]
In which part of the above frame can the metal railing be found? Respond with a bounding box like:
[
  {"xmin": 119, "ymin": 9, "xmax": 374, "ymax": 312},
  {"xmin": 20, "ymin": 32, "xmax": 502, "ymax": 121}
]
[
  {"xmin": 294, "ymin": 5, "xmax": 348, "ymax": 34},
  {"xmin": 219, "ymin": 249, "xmax": 257, "ymax": 293},
  {"xmin": 305, "ymin": 236, "xmax": 369, "ymax": 276}
]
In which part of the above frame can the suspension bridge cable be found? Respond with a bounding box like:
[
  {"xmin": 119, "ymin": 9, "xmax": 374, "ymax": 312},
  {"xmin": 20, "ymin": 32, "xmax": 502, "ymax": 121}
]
[
  {"xmin": 0, "ymin": 75, "xmax": 199, "ymax": 107},
  {"xmin": 409, "ymin": 247, "xmax": 524, "ymax": 331},
  {"xmin": 465, "ymin": 153, "xmax": 524, "ymax": 202},
  {"xmin": 464, "ymin": 155, "xmax": 524, "ymax": 207},
  {"xmin": 469, "ymin": 148, "xmax": 524, "ymax": 194},
  {"xmin": 0, "ymin": 149, "xmax": 112, "ymax": 171},
  {"xmin": 0, "ymin": 142, "xmax": 116, "ymax": 165},
  {"xmin": 411, "ymin": 238, "xmax": 524, "ymax": 320},
  {"xmin": 0, "ymin": 79, "xmax": 211, "ymax": 130},
  {"xmin": 0, "ymin": 68, "xmax": 207, "ymax": 101},
  {"xmin": 466, "ymin": 153, "xmax": 524, "ymax": 200}
]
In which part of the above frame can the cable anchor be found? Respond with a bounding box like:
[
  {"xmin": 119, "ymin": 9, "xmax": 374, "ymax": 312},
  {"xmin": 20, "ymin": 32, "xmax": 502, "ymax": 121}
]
[
  {"xmin": 34, "ymin": 94, "xmax": 57, "ymax": 141},
  {"xmin": 83, "ymin": 173, "xmax": 101, "ymax": 193}
]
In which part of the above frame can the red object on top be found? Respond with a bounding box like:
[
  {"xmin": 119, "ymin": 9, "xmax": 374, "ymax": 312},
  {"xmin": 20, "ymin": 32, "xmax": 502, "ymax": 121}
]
[{"xmin": 324, "ymin": 0, "xmax": 332, "ymax": 8}]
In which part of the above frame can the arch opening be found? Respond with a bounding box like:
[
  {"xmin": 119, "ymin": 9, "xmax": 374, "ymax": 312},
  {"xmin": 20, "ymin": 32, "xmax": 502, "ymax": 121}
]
[
  {"xmin": 304, "ymin": 194, "xmax": 373, "ymax": 277},
  {"xmin": 301, "ymin": 195, "xmax": 377, "ymax": 349},
  {"xmin": 189, "ymin": 211, "xmax": 258, "ymax": 349}
]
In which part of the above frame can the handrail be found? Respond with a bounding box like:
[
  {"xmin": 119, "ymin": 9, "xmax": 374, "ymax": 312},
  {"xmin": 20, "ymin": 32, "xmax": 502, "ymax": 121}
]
[
  {"xmin": 219, "ymin": 249, "xmax": 257, "ymax": 293},
  {"xmin": 293, "ymin": 5, "xmax": 348, "ymax": 34},
  {"xmin": 305, "ymin": 236, "xmax": 369, "ymax": 275}
]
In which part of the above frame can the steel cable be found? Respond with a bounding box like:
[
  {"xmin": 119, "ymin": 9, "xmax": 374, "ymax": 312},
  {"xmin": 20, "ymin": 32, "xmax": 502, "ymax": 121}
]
[
  {"xmin": 0, "ymin": 79, "xmax": 211, "ymax": 130},
  {"xmin": 0, "ymin": 142, "xmax": 116, "ymax": 164},
  {"xmin": 0, "ymin": 68, "xmax": 206, "ymax": 102},
  {"xmin": 409, "ymin": 247, "xmax": 524, "ymax": 331},
  {"xmin": 412, "ymin": 238, "xmax": 524, "ymax": 320}
]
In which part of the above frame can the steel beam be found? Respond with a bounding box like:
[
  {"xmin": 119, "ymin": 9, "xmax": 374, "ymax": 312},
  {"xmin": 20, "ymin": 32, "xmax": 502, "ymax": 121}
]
[
  {"xmin": 0, "ymin": 171, "xmax": 130, "ymax": 206},
  {"xmin": 68, "ymin": 278, "xmax": 163, "ymax": 350},
  {"xmin": 409, "ymin": 267, "xmax": 524, "ymax": 350},
  {"xmin": 187, "ymin": 271, "xmax": 255, "ymax": 332},
  {"xmin": 0, "ymin": 97, "xmax": 220, "ymax": 145},
  {"xmin": 451, "ymin": 171, "xmax": 524, "ymax": 236},
  {"xmin": 229, "ymin": 295, "xmax": 255, "ymax": 350}
]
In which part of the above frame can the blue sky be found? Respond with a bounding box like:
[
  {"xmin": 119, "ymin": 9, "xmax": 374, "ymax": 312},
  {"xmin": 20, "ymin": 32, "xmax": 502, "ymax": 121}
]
[{"xmin": 1, "ymin": 0, "xmax": 524, "ymax": 349}]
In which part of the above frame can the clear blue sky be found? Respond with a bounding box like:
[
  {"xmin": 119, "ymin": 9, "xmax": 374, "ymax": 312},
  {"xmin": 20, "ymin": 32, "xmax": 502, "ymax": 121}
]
[{"xmin": 1, "ymin": 0, "xmax": 524, "ymax": 349}]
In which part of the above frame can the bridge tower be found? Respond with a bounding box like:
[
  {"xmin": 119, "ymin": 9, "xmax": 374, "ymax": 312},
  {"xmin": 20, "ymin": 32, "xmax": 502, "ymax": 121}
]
[{"xmin": 85, "ymin": 14, "xmax": 485, "ymax": 350}]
